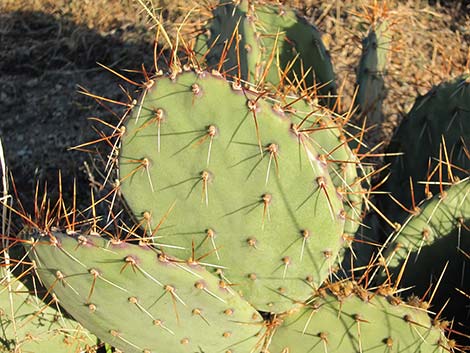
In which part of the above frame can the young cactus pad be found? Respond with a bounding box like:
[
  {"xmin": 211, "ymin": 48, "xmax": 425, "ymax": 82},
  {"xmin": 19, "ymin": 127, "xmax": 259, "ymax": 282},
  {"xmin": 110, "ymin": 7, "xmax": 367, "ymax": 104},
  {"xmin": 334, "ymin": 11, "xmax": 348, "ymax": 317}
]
[
  {"xmin": 25, "ymin": 231, "xmax": 264, "ymax": 353},
  {"xmin": 356, "ymin": 19, "xmax": 391, "ymax": 126},
  {"xmin": 382, "ymin": 178, "xmax": 470, "ymax": 332},
  {"xmin": 197, "ymin": 0, "xmax": 336, "ymax": 95},
  {"xmin": 119, "ymin": 71, "xmax": 345, "ymax": 312},
  {"xmin": 0, "ymin": 269, "xmax": 96, "ymax": 352},
  {"xmin": 266, "ymin": 282, "xmax": 448, "ymax": 352}
]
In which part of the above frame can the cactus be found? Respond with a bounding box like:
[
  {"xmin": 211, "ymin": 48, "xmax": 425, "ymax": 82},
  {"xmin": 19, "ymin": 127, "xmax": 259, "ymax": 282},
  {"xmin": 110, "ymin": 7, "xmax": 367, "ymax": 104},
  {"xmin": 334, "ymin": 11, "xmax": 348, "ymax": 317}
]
[
  {"xmin": 284, "ymin": 96, "xmax": 366, "ymax": 243},
  {"xmin": 355, "ymin": 19, "xmax": 391, "ymax": 126},
  {"xmin": 0, "ymin": 269, "xmax": 97, "ymax": 352},
  {"xmin": 3, "ymin": 1, "xmax": 469, "ymax": 351},
  {"xmin": 266, "ymin": 281, "xmax": 449, "ymax": 352},
  {"xmin": 195, "ymin": 0, "xmax": 336, "ymax": 97},
  {"xmin": 119, "ymin": 70, "xmax": 345, "ymax": 312},
  {"xmin": 25, "ymin": 230, "xmax": 264, "ymax": 353},
  {"xmin": 381, "ymin": 178, "xmax": 470, "ymax": 336},
  {"xmin": 383, "ymin": 74, "xmax": 470, "ymax": 218}
]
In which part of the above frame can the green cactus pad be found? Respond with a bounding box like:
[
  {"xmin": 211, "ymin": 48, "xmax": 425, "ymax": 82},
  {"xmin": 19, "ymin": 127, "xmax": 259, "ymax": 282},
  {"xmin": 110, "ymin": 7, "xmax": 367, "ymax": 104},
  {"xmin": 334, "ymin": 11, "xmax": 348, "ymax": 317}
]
[
  {"xmin": 267, "ymin": 282, "xmax": 448, "ymax": 352},
  {"xmin": 0, "ymin": 269, "xmax": 97, "ymax": 353},
  {"xmin": 284, "ymin": 97, "xmax": 365, "ymax": 242},
  {"xmin": 119, "ymin": 71, "xmax": 345, "ymax": 312},
  {"xmin": 306, "ymin": 115, "xmax": 365, "ymax": 242},
  {"xmin": 384, "ymin": 74, "xmax": 470, "ymax": 216},
  {"xmin": 197, "ymin": 0, "xmax": 336, "ymax": 96},
  {"xmin": 356, "ymin": 19, "xmax": 391, "ymax": 126},
  {"xmin": 25, "ymin": 231, "xmax": 264, "ymax": 353},
  {"xmin": 383, "ymin": 178, "xmax": 470, "ymax": 333}
]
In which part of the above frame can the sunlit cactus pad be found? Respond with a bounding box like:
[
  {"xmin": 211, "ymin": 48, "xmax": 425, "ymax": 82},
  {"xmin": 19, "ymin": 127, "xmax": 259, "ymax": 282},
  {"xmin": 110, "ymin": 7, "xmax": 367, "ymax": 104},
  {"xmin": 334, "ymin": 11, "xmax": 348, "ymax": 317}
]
[
  {"xmin": 283, "ymin": 96, "xmax": 366, "ymax": 241},
  {"xmin": 383, "ymin": 178, "xmax": 470, "ymax": 333},
  {"xmin": 25, "ymin": 231, "xmax": 265, "ymax": 353},
  {"xmin": 119, "ymin": 70, "xmax": 345, "ymax": 312},
  {"xmin": 197, "ymin": 0, "xmax": 335, "ymax": 95},
  {"xmin": 0, "ymin": 269, "xmax": 97, "ymax": 353},
  {"xmin": 266, "ymin": 282, "xmax": 448, "ymax": 353}
]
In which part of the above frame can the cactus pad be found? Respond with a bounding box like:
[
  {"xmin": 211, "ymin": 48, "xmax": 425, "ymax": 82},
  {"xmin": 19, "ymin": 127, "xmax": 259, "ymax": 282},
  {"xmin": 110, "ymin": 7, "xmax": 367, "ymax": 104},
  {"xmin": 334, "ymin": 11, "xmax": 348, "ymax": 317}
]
[
  {"xmin": 266, "ymin": 282, "xmax": 448, "ymax": 352},
  {"xmin": 119, "ymin": 71, "xmax": 345, "ymax": 312},
  {"xmin": 383, "ymin": 178, "xmax": 470, "ymax": 334},
  {"xmin": 384, "ymin": 75, "xmax": 470, "ymax": 216},
  {"xmin": 25, "ymin": 231, "xmax": 264, "ymax": 353},
  {"xmin": 198, "ymin": 0, "xmax": 336, "ymax": 96},
  {"xmin": 0, "ymin": 269, "xmax": 97, "ymax": 352},
  {"xmin": 356, "ymin": 19, "xmax": 391, "ymax": 126}
]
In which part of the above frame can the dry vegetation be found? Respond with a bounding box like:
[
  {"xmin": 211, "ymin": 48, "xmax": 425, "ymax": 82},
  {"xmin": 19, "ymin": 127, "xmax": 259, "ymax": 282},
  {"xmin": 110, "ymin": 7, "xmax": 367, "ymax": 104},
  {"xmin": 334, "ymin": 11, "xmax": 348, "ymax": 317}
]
[{"xmin": 0, "ymin": 0, "xmax": 469, "ymax": 206}]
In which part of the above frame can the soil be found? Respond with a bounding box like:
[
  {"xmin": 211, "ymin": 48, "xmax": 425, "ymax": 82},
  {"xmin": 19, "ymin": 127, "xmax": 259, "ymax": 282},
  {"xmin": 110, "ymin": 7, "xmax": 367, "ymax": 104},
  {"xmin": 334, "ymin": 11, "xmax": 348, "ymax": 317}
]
[{"xmin": 0, "ymin": 5, "xmax": 154, "ymax": 210}]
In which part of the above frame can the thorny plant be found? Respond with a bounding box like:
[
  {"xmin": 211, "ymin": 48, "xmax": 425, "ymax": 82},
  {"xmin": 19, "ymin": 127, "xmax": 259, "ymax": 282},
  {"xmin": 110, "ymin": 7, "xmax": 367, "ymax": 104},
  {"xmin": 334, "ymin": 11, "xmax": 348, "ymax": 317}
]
[{"xmin": 1, "ymin": 1, "xmax": 470, "ymax": 352}]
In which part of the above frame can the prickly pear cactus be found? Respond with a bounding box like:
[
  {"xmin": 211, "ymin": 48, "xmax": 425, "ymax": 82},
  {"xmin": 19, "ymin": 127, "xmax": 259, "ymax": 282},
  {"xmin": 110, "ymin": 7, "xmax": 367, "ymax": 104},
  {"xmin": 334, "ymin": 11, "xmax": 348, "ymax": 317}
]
[
  {"xmin": 118, "ymin": 70, "xmax": 346, "ymax": 312},
  {"xmin": 0, "ymin": 269, "xmax": 97, "ymax": 353},
  {"xmin": 384, "ymin": 75, "xmax": 470, "ymax": 217},
  {"xmin": 382, "ymin": 178, "xmax": 470, "ymax": 336},
  {"xmin": 25, "ymin": 231, "xmax": 264, "ymax": 353},
  {"xmin": 266, "ymin": 282, "xmax": 448, "ymax": 352},
  {"xmin": 196, "ymin": 0, "xmax": 336, "ymax": 96},
  {"xmin": 356, "ymin": 19, "xmax": 391, "ymax": 126},
  {"xmin": 284, "ymin": 97, "xmax": 366, "ymax": 242}
]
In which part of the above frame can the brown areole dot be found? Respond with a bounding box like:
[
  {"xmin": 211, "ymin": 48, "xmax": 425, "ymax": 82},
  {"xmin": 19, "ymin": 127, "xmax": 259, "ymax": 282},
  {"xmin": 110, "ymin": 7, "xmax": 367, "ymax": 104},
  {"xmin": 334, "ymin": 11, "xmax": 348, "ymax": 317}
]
[
  {"xmin": 224, "ymin": 308, "xmax": 234, "ymax": 316},
  {"xmin": 180, "ymin": 338, "xmax": 190, "ymax": 345},
  {"xmin": 77, "ymin": 235, "xmax": 88, "ymax": 246},
  {"xmin": 191, "ymin": 83, "xmax": 201, "ymax": 95},
  {"xmin": 207, "ymin": 125, "xmax": 217, "ymax": 137},
  {"xmin": 319, "ymin": 332, "xmax": 328, "ymax": 342},
  {"xmin": 247, "ymin": 237, "xmax": 257, "ymax": 248},
  {"xmin": 194, "ymin": 281, "xmax": 206, "ymax": 290},
  {"xmin": 232, "ymin": 80, "xmax": 242, "ymax": 91},
  {"xmin": 323, "ymin": 250, "xmax": 333, "ymax": 259},
  {"xmin": 192, "ymin": 308, "xmax": 202, "ymax": 316},
  {"xmin": 316, "ymin": 176, "xmax": 327, "ymax": 188},
  {"xmin": 154, "ymin": 108, "xmax": 164, "ymax": 121},
  {"xmin": 89, "ymin": 268, "xmax": 100, "ymax": 277},
  {"xmin": 262, "ymin": 193, "xmax": 272, "ymax": 204},
  {"xmin": 421, "ymin": 228, "xmax": 430, "ymax": 240},
  {"xmin": 55, "ymin": 270, "xmax": 65, "ymax": 280},
  {"xmin": 88, "ymin": 303, "xmax": 97, "ymax": 312},
  {"xmin": 301, "ymin": 229, "xmax": 310, "ymax": 239},
  {"xmin": 247, "ymin": 99, "xmax": 257, "ymax": 111},
  {"xmin": 218, "ymin": 280, "xmax": 229, "ymax": 290}
]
